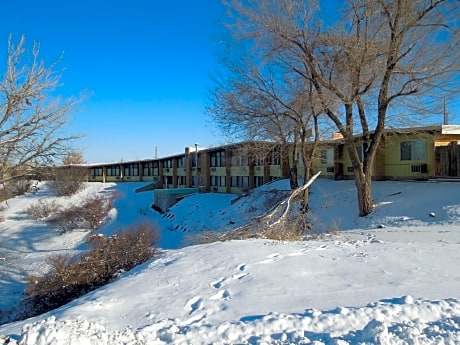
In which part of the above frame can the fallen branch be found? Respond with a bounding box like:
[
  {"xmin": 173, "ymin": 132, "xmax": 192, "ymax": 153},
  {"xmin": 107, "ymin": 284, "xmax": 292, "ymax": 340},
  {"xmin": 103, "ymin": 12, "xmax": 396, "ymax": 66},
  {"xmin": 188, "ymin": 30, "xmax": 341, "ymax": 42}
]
[
  {"xmin": 269, "ymin": 171, "xmax": 321, "ymax": 227},
  {"xmin": 232, "ymin": 171, "xmax": 321, "ymax": 232}
]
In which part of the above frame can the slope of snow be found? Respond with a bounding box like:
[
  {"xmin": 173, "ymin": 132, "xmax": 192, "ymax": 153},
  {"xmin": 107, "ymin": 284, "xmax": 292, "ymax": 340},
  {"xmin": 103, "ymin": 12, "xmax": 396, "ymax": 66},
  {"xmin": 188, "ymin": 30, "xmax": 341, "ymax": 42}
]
[
  {"xmin": 0, "ymin": 182, "xmax": 116, "ymax": 311},
  {"xmin": 0, "ymin": 178, "xmax": 459, "ymax": 344}
]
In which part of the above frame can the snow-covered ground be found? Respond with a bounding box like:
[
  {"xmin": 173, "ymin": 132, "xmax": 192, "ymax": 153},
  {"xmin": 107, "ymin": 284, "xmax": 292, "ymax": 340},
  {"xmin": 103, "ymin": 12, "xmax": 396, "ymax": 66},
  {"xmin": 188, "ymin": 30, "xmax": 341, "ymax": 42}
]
[{"xmin": 0, "ymin": 178, "xmax": 459, "ymax": 344}]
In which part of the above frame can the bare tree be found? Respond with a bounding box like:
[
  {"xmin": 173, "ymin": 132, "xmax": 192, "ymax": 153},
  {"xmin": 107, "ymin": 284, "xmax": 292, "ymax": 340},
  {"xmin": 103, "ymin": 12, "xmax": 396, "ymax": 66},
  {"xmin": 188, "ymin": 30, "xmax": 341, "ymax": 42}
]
[
  {"xmin": 209, "ymin": 35, "xmax": 322, "ymax": 211},
  {"xmin": 62, "ymin": 151, "xmax": 85, "ymax": 165},
  {"xmin": 0, "ymin": 35, "xmax": 82, "ymax": 185},
  {"xmin": 222, "ymin": 0, "xmax": 460, "ymax": 216}
]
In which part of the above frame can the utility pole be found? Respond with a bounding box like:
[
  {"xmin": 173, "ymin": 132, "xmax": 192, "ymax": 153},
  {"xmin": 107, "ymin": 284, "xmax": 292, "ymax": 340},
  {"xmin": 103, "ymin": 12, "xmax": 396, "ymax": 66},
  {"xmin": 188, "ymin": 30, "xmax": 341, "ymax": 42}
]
[
  {"xmin": 443, "ymin": 97, "xmax": 449, "ymax": 125},
  {"xmin": 194, "ymin": 143, "xmax": 199, "ymax": 187}
]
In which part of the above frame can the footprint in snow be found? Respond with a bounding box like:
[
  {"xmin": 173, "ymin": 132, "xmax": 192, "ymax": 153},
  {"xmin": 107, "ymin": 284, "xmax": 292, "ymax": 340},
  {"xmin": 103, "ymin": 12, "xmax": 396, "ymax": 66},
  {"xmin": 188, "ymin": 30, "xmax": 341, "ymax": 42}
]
[
  {"xmin": 232, "ymin": 272, "xmax": 249, "ymax": 280},
  {"xmin": 211, "ymin": 277, "xmax": 225, "ymax": 289},
  {"xmin": 255, "ymin": 253, "xmax": 283, "ymax": 265},
  {"xmin": 185, "ymin": 296, "xmax": 203, "ymax": 314},
  {"xmin": 237, "ymin": 264, "xmax": 246, "ymax": 271},
  {"xmin": 144, "ymin": 312, "xmax": 156, "ymax": 320},
  {"xmin": 210, "ymin": 289, "xmax": 230, "ymax": 301}
]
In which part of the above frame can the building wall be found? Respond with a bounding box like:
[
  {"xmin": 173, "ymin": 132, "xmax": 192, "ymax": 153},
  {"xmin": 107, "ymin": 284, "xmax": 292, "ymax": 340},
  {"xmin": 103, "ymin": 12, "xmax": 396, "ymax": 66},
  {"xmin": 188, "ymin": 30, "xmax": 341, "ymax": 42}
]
[
  {"xmin": 84, "ymin": 126, "xmax": 460, "ymax": 193},
  {"xmin": 382, "ymin": 134, "xmax": 433, "ymax": 179},
  {"xmin": 315, "ymin": 145, "xmax": 336, "ymax": 178}
]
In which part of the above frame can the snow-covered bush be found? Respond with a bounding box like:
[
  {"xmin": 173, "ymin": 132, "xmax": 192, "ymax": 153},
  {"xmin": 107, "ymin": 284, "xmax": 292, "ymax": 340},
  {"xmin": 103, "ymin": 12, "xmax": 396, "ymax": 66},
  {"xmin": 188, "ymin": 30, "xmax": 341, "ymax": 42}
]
[
  {"xmin": 51, "ymin": 194, "xmax": 115, "ymax": 232},
  {"xmin": 26, "ymin": 200, "xmax": 61, "ymax": 220},
  {"xmin": 21, "ymin": 222, "xmax": 160, "ymax": 319}
]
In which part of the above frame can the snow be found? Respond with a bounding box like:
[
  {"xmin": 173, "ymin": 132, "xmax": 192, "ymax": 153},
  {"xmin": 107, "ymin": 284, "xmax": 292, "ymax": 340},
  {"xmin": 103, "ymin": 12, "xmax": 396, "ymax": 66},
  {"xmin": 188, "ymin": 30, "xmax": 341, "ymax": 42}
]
[{"xmin": 0, "ymin": 178, "xmax": 459, "ymax": 344}]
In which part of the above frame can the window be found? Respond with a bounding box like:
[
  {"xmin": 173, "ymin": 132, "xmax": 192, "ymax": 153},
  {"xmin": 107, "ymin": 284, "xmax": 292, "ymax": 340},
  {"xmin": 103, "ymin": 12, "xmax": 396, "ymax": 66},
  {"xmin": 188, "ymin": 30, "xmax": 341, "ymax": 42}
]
[
  {"xmin": 400, "ymin": 140, "xmax": 426, "ymax": 161},
  {"xmin": 192, "ymin": 175, "xmax": 200, "ymax": 186},
  {"xmin": 271, "ymin": 147, "xmax": 281, "ymax": 165},
  {"xmin": 210, "ymin": 176, "xmax": 226, "ymax": 187},
  {"xmin": 320, "ymin": 148, "xmax": 334, "ymax": 164},
  {"xmin": 177, "ymin": 157, "xmax": 185, "ymax": 168},
  {"xmin": 143, "ymin": 161, "xmax": 159, "ymax": 176},
  {"xmin": 106, "ymin": 165, "xmax": 120, "ymax": 177},
  {"xmin": 192, "ymin": 153, "xmax": 198, "ymax": 167},
  {"xmin": 356, "ymin": 145, "xmax": 363, "ymax": 162},
  {"xmin": 254, "ymin": 154, "xmax": 264, "ymax": 166},
  {"xmin": 210, "ymin": 151, "xmax": 226, "ymax": 167},
  {"xmin": 91, "ymin": 167, "xmax": 103, "ymax": 177},
  {"xmin": 231, "ymin": 176, "xmax": 249, "ymax": 188},
  {"xmin": 231, "ymin": 151, "xmax": 249, "ymax": 166},
  {"xmin": 296, "ymin": 151, "xmax": 303, "ymax": 165},
  {"xmin": 254, "ymin": 176, "xmax": 264, "ymax": 187},
  {"xmin": 177, "ymin": 176, "xmax": 186, "ymax": 185},
  {"xmin": 124, "ymin": 163, "xmax": 139, "ymax": 176},
  {"xmin": 163, "ymin": 159, "xmax": 173, "ymax": 168}
]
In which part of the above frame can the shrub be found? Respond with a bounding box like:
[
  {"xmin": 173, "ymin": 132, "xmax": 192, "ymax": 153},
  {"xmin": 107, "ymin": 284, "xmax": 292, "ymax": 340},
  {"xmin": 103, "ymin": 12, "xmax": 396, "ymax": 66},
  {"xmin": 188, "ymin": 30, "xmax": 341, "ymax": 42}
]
[
  {"xmin": 22, "ymin": 222, "xmax": 160, "ymax": 318},
  {"xmin": 49, "ymin": 167, "xmax": 87, "ymax": 197},
  {"xmin": 9, "ymin": 179, "xmax": 32, "ymax": 197},
  {"xmin": 26, "ymin": 200, "xmax": 61, "ymax": 220},
  {"xmin": 0, "ymin": 179, "xmax": 32, "ymax": 201},
  {"xmin": 186, "ymin": 209, "xmax": 316, "ymax": 246},
  {"xmin": 0, "ymin": 204, "xmax": 5, "ymax": 222},
  {"xmin": 51, "ymin": 193, "xmax": 115, "ymax": 233}
]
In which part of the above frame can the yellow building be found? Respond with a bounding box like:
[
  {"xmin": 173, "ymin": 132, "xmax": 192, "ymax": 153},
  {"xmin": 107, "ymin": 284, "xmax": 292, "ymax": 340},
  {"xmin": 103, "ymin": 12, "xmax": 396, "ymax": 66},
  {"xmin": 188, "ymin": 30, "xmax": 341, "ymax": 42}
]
[{"xmin": 84, "ymin": 125, "xmax": 460, "ymax": 194}]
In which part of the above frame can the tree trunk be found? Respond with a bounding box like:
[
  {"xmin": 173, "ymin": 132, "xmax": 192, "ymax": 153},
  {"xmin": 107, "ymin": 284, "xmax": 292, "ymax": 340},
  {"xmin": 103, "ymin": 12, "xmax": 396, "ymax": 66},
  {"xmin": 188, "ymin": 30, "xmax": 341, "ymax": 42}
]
[
  {"xmin": 355, "ymin": 172, "xmax": 373, "ymax": 217},
  {"xmin": 300, "ymin": 160, "xmax": 311, "ymax": 212},
  {"xmin": 289, "ymin": 141, "xmax": 299, "ymax": 190},
  {"xmin": 289, "ymin": 164, "xmax": 299, "ymax": 190}
]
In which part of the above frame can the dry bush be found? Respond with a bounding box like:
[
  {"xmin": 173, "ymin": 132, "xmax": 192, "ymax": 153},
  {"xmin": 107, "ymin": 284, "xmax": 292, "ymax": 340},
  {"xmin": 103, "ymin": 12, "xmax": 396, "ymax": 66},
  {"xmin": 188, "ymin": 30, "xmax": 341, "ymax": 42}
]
[
  {"xmin": 0, "ymin": 179, "xmax": 32, "ymax": 201},
  {"xmin": 9, "ymin": 179, "xmax": 32, "ymax": 197},
  {"xmin": 306, "ymin": 213, "xmax": 341, "ymax": 237},
  {"xmin": 0, "ymin": 204, "xmax": 5, "ymax": 222},
  {"xmin": 51, "ymin": 193, "xmax": 115, "ymax": 233},
  {"xmin": 186, "ymin": 206, "xmax": 336, "ymax": 246},
  {"xmin": 49, "ymin": 168, "xmax": 87, "ymax": 197},
  {"xmin": 82, "ymin": 195, "xmax": 115, "ymax": 229},
  {"xmin": 87, "ymin": 222, "xmax": 160, "ymax": 275},
  {"xmin": 26, "ymin": 200, "xmax": 61, "ymax": 220},
  {"xmin": 22, "ymin": 222, "xmax": 160, "ymax": 318},
  {"xmin": 186, "ymin": 216, "xmax": 311, "ymax": 246},
  {"xmin": 325, "ymin": 220, "xmax": 341, "ymax": 236}
]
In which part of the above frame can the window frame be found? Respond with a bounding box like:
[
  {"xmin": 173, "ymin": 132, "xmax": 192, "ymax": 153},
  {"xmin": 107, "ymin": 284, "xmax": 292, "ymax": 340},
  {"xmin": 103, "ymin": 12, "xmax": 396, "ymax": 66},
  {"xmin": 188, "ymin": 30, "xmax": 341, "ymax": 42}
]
[
  {"xmin": 210, "ymin": 151, "xmax": 226, "ymax": 167},
  {"xmin": 400, "ymin": 140, "xmax": 426, "ymax": 161},
  {"xmin": 106, "ymin": 165, "xmax": 120, "ymax": 177},
  {"xmin": 123, "ymin": 163, "xmax": 139, "ymax": 177}
]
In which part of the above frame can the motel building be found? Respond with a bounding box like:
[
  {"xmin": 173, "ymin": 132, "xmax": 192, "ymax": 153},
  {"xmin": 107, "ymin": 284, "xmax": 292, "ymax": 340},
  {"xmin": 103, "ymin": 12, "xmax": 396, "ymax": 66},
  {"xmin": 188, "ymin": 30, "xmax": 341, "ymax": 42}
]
[{"xmin": 63, "ymin": 125, "xmax": 460, "ymax": 209}]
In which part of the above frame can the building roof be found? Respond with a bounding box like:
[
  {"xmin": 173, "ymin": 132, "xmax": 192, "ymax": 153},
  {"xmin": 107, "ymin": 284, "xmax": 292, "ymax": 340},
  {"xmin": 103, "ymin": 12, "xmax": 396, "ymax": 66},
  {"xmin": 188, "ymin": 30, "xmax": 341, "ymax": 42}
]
[{"xmin": 74, "ymin": 125, "xmax": 460, "ymax": 168}]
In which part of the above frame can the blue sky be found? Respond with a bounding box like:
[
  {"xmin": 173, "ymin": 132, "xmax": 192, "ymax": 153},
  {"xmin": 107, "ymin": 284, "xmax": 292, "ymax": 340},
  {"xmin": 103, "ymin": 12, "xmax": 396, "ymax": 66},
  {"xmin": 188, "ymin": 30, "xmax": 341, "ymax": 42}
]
[
  {"xmin": 0, "ymin": 0, "xmax": 225, "ymax": 163},
  {"xmin": 1, "ymin": 1, "xmax": 458, "ymax": 163}
]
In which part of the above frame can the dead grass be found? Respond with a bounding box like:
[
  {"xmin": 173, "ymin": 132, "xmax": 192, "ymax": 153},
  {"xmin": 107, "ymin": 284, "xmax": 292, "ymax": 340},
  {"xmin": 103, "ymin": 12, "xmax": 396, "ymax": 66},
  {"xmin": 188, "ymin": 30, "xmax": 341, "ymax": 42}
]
[
  {"xmin": 185, "ymin": 213, "xmax": 315, "ymax": 246},
  {"xmin": 186, "ymin": 204, "xmax": 341, "ymax": 246}
]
